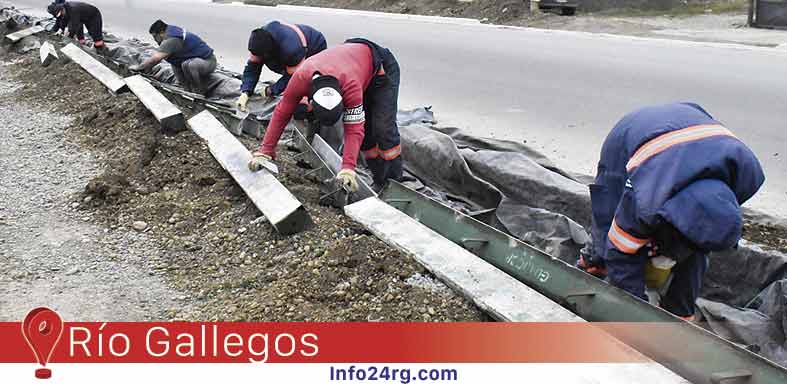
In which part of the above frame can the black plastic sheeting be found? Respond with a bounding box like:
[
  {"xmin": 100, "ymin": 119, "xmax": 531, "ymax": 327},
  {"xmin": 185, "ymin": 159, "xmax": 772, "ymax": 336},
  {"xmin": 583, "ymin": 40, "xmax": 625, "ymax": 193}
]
[{"xmin": 103, "ymin": 38, "xmax": 247, "ymax": 102}]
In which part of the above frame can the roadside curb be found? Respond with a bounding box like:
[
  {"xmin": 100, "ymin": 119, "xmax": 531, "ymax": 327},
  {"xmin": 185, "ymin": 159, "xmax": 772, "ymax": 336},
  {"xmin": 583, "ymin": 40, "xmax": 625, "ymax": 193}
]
[{"xmin": 273, "ymin": 4, "xmax": 481, "ymax": 26}]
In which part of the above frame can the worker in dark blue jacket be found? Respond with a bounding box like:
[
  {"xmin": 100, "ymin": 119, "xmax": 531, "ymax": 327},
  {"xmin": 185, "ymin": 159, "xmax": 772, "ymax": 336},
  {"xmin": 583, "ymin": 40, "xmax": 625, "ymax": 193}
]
[
  {"xmin": 236, "ymin": 21, "xmax": 327, "ymax": 112},
  {"xmin": 579, "ymin": 102, "xmax": 764, "ymax": 319},
  {"xmin": 47, "ymin": 1, "xmax": 105, "ymax": 52},
  {"xmin": 130, "ymin": 20, "xmax": 216, "ymax": 96}
]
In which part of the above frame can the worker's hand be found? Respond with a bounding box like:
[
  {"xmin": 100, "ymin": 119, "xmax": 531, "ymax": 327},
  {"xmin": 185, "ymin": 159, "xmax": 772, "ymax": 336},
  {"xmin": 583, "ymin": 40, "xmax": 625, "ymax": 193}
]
[
  {"xmin": 336, "ymin": 169, "xmax": 358, "ymax": 193},
  {"xmin": 264, "ymin": 86, "xmax": 273, "ymax": 98},
  {"xmin": 293, "ymin": 103, "xmax": 309, "ymax": 121},
  {"xmin": 237, "ymin": 93, "xmax": 249, "ymax": 112},
  {"xmin": 128, "ymin": 64, "xmax": 144, "ymax": 73},
  {"xmin": 577, "ymin": 246, "xmax": 607, "ymax": 278},
  {"xmin": 248, "ymin": 151, "xmax": 273, "ymax": 172},
  {"xmin": 78, "ymin": 38, "xmax": 86, "ymax": 45}
]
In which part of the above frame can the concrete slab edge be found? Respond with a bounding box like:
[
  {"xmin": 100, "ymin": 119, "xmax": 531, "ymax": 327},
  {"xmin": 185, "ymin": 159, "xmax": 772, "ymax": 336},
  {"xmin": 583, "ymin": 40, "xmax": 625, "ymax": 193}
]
[
  {"xmin": 187, "ymin": 110, "xmax": 311, "ymax": 235},
  {"xmin": 60, "ymin": 43, "xmax": 128, "ymax": 94},
  {"xmin": 39, "ymin": 41, "xmax": 58, "ymax": 67},
  {"xmin": 124, "ymin": 75, "xmax": 185, "ymax": 133},
  {"xmin": 4, "ymin": 25, "xmax": 45, "ymax": 43}
]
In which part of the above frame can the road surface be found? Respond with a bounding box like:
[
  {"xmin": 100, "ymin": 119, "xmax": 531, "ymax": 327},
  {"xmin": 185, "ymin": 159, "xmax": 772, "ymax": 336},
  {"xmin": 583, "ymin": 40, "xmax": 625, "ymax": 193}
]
[{"xmin": 9, "ymin": 0, "xmax": 787, "ymax": 217}]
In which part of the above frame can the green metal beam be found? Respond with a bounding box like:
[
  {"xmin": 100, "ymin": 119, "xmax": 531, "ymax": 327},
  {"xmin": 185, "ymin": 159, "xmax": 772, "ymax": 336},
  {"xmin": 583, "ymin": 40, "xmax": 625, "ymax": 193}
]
[{"xmin": 381, "ymin": 180, "xmax": 787, "ymax": 384}]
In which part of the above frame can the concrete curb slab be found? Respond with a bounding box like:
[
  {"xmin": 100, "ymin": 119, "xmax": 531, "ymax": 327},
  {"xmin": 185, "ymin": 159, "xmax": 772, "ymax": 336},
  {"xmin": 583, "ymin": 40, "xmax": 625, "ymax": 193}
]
[
  {"xmin": 187, "ymin": 110, "xmax": 311, "ymax": 235},
  {"xmin": 4, "ymin": 25, "xmax": 45, "ymax": 44},
  {"xmin": 124, "ymin": 75, "xmax": 185, "ymax": 133},
  {"xmin": 60, "ymin": 43, "xmax": 128, "ymax": 94},
  {"xmin": 345, "ymin": 196, "xmax": 579, "ymax": 322},
  {"xmin": 39, "ymin": 41, "xmax": 58, "ymax": 67}
]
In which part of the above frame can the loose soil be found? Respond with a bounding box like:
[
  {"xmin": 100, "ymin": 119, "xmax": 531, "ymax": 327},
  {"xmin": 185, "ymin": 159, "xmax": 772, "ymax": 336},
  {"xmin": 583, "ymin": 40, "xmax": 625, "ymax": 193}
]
[
  {"xmin": 1, "ymin": 32, "xmax": 486, "ymax": 322},
  {"xmin": 743, "ymin": 222, "xmax": 787, "ymax": 254}
]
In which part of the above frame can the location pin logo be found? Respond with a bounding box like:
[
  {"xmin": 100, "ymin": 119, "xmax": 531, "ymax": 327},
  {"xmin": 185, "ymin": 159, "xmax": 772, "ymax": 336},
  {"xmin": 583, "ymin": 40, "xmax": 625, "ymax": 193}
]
[{"xmin": 22, "ymin": 308, "xmax": 64, "ymax": 379}]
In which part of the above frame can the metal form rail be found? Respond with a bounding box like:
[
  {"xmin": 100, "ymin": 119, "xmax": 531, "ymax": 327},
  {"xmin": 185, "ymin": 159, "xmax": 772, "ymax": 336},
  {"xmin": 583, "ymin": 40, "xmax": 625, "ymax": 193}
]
[
  {"xmin": 288, "ymin": 120, "xmax": 376, "ymax": 207},
  {"xmin": 380, "ymin": 180, "xmax": 787, "ymax": 384}
]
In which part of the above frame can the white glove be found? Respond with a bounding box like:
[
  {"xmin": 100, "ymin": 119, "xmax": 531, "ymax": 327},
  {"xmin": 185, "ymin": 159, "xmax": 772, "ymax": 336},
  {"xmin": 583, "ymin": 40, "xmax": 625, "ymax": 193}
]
[
  {"xmin": 248, "ymin": 151, "xmax": 273, "ymax": 172},
  {"xmin": 336, "ymin": 169, "xmax": 358, "ymax": 193},
  {"xmin": 237, "ymin": 93, "xmax": 249, "ymax": 112}
]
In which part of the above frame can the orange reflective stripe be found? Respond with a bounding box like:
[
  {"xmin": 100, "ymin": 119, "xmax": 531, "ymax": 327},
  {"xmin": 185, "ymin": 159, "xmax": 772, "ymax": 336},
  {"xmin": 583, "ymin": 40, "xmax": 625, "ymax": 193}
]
[
  {"xmin": 626, "ymin": 124, "xmax": 736, "ymax": 171},
  {"xmin": 281, "ymin": 22, "xmax": 307, "ymax": 48},
  {"xmin": 379, "ymin": 145, "xmax": 401, "ymax": 160},
  {"xmin": 607, "ymin": 219, "xmax": 649, "ymax": 254},
  {"xmin": 363, "ymin": 146, "xmax": 380, "ymax": 159}
]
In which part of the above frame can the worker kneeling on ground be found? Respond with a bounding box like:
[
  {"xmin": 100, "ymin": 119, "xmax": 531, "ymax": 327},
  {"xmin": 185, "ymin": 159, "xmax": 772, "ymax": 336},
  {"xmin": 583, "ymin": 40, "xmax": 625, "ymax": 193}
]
[
  {"xmin": 47, "ymin": 1, "xmax": 106, "ymax": 53},
  {"xmin": 236, "ymin": 21, "xmax": 327, "ymax": 111},
  {"xmin": 130, "ymin": 20, "xmax": 217, "ymax": 96},
  {"xmin": 579, "ymin": 102, "xmax": 764, "ymax": 319},
  {"xmin": 248, "ymin": 39, "xmax": 403, "ymax": 192}
]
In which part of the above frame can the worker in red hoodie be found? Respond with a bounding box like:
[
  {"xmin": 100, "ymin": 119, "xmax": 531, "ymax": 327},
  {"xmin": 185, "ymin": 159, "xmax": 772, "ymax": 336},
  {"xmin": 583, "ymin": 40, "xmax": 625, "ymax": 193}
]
[{"xmin": 248, "ymin": 38, "xmax": 402, "ymax": 192}]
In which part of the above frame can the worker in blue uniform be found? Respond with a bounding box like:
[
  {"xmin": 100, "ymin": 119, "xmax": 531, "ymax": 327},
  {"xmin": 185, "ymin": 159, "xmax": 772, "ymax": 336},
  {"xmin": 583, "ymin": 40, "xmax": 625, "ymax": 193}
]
[
  {"xmin": 578, "ymin": 102, "xmax": 765, "ymax": 319},
  {"xmin": 130, "ymin": 20, "xmax": 216, "ymax": 96},
  {"xmin": 236, "ymin": 21, "xmax": 327, "ymax": 112}
]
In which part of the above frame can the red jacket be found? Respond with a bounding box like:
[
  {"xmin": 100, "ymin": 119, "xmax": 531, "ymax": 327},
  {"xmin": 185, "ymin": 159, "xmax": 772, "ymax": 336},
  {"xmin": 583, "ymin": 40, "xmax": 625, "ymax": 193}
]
[{"xmin": 259, "ymin": 43, "xmax": 374, "ymax": 170}]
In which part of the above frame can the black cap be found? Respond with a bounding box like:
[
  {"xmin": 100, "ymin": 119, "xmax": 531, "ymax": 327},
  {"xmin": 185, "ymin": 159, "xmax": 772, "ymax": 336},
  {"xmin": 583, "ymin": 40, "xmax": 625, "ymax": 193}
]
[
  {"xmin": 310, "ymin": 75, "xmax": 343, "ymax": 126},
  {"xmin": 47, "ymin": 3, "xmax": 64, "ymax": 16},
  {"xmin": 248, "ymin": 28, "xmax": 275, "ymax": 61},
  {"xmin": 149, "ymin": 19, "xmax": 168, "ymax": 35}
]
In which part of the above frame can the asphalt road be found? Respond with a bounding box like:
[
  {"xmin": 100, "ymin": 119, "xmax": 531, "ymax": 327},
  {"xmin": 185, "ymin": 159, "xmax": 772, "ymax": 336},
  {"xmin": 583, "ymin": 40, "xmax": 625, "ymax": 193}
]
[{"xmin": 9, "ymin": 0, "xmax": 787, "ymax": 217}]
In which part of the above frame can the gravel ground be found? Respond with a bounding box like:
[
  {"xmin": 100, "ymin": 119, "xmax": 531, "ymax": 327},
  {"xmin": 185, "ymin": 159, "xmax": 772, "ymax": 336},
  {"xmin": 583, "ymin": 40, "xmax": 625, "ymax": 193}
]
[
  {"xmin": 0, "ymin": 57, "xmax": 190, "ymax": 322},
  {"xmin": 0, "ymin": 30, "xmax": 485, "ymax": 322}
]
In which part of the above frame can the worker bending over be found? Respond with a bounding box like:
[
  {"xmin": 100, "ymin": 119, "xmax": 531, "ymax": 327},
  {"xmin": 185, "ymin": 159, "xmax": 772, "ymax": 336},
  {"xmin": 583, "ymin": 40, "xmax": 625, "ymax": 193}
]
[
  {"xmin": 248, "ymin": 39, "xmax": 403, "ymax": 192},
  {"xmin": 579, "ymin": 102, "xmax": 764, "ymax": 319},
  {"xmin": 45, "ymin": 0, "xmax": 66, "ymax": 35},
  {"xmin": 47, "ymin": 1, "xmax": 106, "ymax": 52},
  {"xmin": 130, "ymin": 20, "xmax": 217, "ymax": 96},
  {"xmin": 237, "ymin": 21, "xmax": 327, "ymax": 111}
]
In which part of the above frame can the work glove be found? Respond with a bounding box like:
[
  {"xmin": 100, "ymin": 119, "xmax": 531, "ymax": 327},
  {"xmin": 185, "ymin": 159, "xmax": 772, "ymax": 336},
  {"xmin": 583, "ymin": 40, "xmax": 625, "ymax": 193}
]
[
  {"xmin": 128, "ymin": 64, "xmax": 144, "ymax": 73},
  {"xmin": 264, "ymin": 86, "xmax": 273, "ymax": 98},
  {"xmin": 577, "ymin": 244, "xmax": 607, "ymax": 278},
  {"xmin": 248, "ymin": 151, "xmax": 273, "ymax": 172},
  {"xmin": 237, "ymin": 93, "xmax": 249, "ymax": 112},
  {"xmin": 293, "ymin": 103, "xmax": 309, "ymax": 121},
  {"xmin": 336, "ymin": 169, "xmax": 358, "ymax": 193}
]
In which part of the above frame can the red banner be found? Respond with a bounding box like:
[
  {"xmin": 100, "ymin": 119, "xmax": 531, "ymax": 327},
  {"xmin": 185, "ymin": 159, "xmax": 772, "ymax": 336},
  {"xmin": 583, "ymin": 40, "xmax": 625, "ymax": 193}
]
[{"xmin": 0, "ymin": 321, "xmax": 692, "ymax": 364}]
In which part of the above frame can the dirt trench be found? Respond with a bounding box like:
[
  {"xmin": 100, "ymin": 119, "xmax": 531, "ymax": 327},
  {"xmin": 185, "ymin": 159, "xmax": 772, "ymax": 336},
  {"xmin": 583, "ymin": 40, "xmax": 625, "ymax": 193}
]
[{"xmin": 0, "ymin": 33, "xmax": 486, "ymax": 322}]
